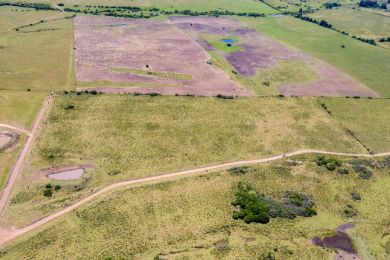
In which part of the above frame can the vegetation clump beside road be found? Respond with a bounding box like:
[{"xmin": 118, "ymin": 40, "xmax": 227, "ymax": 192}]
[{"xmin": 232, "ymin": 182, "xmax": 316, "ymax": 224}]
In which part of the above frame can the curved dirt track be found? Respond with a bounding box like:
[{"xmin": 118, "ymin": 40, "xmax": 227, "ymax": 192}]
[
  {"xmin": 0, "ymin": 149, "xmax": 389, "ymax": 246},
  {"xmin": 0, "ymin": 124, "xmax": 31, "ymax": 136},
  {"xmin": 0, "ymin": 96, "xmax": 52, "ymax": 215}
]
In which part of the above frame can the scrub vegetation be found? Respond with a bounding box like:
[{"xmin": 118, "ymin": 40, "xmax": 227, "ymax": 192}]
[{"xmin": 2, "ymin": 156, "xmax": 390, "ymax": 259}]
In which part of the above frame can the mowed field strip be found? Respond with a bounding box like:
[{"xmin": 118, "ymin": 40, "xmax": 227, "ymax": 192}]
[{"xmin": 1, "ymin": 148, "xmax": 389, "ymax": 245}]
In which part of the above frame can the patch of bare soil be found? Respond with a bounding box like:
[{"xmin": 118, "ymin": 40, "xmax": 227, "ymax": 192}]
[
  {"xmin": 74, "ymin": 16, "xmax": 252, "ymax": 96},
  {"xmin": 0, "ymin": 132, "xmax": 19, "ymax": 153}
]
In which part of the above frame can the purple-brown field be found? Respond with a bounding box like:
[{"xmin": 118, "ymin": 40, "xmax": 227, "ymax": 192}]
[
  {"xmin": 74, "ymin": 16, "xmax": 252, "ymax": 96},
  {"xmin": 170, "ymin": 16, "xmax": 377, "ymax": 97}
]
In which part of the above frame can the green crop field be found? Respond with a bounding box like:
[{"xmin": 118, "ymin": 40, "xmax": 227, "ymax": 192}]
[
  {"xmin": 308, "ymin": 7, "xmax": 390, "ymax": 48},
  {"xmin": 0, "ymin": 94, "xmax": 367, "ymax": 227},
  {"xmin": 321, "ymin": 98, "xmax": 390, "ymax": 154},
  {"xmin": 2, "ymin": 155, "xmax": 390, "ymax": 259},
  {"xmin": 0, "ymin": 6, "xmax": 74, "ymax": 91},
  {"xmin": 241, "ymin": 16, "xmax": 390, "ymax": 97}
]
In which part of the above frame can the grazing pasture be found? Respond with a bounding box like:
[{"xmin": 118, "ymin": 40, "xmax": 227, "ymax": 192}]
[
  {"xmin": 74, "ymin": 16, "xmax": 250, "ymax": 96},
  {"xmin": 171, "ymin": 16, "xmax": 376, "ymax": 97},
  {"xmin": 308, "ymin": 7, "xmax": 390, "ymax": 48},
  {"xmin": 2, "ymin": 156, "xmax": 390, "ymax": 259},
  {"xmin": 0, "ymin": 94, "xmax": 365, "ymax": 226},
  {"xmin": 0, "ymin": 90, "xmax": 45, "ymax": 129},
  {"xmin": 241, "ymin": 16, "xmax": 390, "ymax": 97},
  {"xmin": 321, "ymin": 98, "xmax": 390, "ymax": 153}
]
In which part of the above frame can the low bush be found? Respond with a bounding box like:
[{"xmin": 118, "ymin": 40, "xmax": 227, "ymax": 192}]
[
  {"xmin": 353, "ymin": 165, "xmax": 373, "ymax": 179},
  {"xmin": 316, "ymin": 156, "xmax": 342, "ymax": 171},
  {"xmin": 228, "ymin": 166, "xmax": 249, "ymax": 175},
  {"xmin": 351, "ymin": 192, "xmax": 361, "ymax": 201}
]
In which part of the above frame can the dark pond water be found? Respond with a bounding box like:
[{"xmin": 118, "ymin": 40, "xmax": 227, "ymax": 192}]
[{"xmin": 312, "ymin": 224, "xmax": 356, "ymax": 254}]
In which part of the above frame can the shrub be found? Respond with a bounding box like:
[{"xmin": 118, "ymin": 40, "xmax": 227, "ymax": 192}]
[
  {"xmin": 351, "ymin": 192, "xmax": 361, "ymax": 201},
  {"xmin": 228, "ymin": 166, "xmax": 249, "ymax": 175},
  {"xmin": 316, "ymin": 156, "xmax": 342, "ymax": 171},
  {"xmin": 66, "ymin": 104, "xmax": 74, "ymax": 110},
  {"xmin": 54, "ymin": 185, "xmax": 61, "ymax": 191},
  {"xmin": 43, "ymin": 188, "xmax": 52, "ymax": 197},
  {"xmin": 337, "ymin": 168, "xmax": 349, "ymax": 175},
  {"xmin": 45, "ymin": 183, "xmax": 52, "ymax": 189}
]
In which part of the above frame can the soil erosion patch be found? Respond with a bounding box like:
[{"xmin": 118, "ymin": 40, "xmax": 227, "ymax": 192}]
[{"xmin": 0, "ymin": 131, "xmax": 19, "ymax": 152}]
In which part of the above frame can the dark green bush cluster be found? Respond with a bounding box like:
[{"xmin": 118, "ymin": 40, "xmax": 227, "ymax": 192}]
[
  {"xmin": 353, "ymin": 165, "xmax": 373, "ymax": 179},
  {"xmin": 316, "ymin": 156, "xmax": 342, "ymax": 171},
  {"xmin": 216, "ymin": 94, "xmax": 234, "ymax": 99},
  {"xmin": 344, "ymin": 204, "xmax": 357, "ymax": 217},
  {"xmin": 228, "ymin": 166, "xmax": 249, "ymax": 176},
  {"xmin": 231, "ymin": 182, "xmax": 316, "ymax": 224},
  {"xmin": 43, "ymin": 184, "xmax": 61, "ymax": 197},
  {"xmin": 0, "ymin": 1, "xmax": 54, "ymax": 10},
  {"xmin": 351, "ymin": 192, "xmax": 361, "ymax": 201}
]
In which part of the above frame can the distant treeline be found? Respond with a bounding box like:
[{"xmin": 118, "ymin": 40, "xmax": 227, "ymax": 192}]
[
  {"xmin": 323, "ymin": 2, "xmax": 341, "ymax": 9},
  {"xmin": 0, "ymin": 1, "xmax": 54, "ymax": 10},
  {"xmin": 358, "ymin": 0, "xmax": 388, "ymax": 9},
  {"xmin": 379, "ymin": 37, "xmax": 390, "ymax": 42},
  {"xmin": 0, "ymin": 1, "xmax": 267, "ymax": 18}
]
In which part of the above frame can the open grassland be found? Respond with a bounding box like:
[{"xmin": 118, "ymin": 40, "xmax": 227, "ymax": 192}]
[
  {"xmin": 308, "ymin": 7, "xmax": 390, "ymax": 48},
  {"xmin": 210, "ymin": 52, "xmax": 318, "ymax": 95},
  {"xmin": 241, "ymin": 16, "xmax": 390, "ymax": 97},
  {"xmin": 0, "ymin": 136, "xmax": 26, "ymax": 192},
  {"xmin": 0, "ymin": 7, "xmax": 74, "ymax": 91},
  {"xmin": 0, "ymin": 90, "xmax": 45, "ymax": 129},
  {"xmin": 321, "ymin": 98, "xmax": 390, "ymax": 154},
  {"xmin": 2, "ymin": 155, "xmax": 390, "ymax": 259},
  {"xmin": 0, "ymin": 94, "xmax": 366, "ymax": 226},
  {"xmin": 8, "ymin": 0, "xmax": 279, "ymax": 13}
]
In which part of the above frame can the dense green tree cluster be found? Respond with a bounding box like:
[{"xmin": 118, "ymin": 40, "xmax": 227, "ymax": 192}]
[
  {"xmin": 232, "ymin": 182, "xmax": 316, "ymax": 224},
  {"xmin": 316, "ymin": 156, "xmax": 342, "ymax": 171}
]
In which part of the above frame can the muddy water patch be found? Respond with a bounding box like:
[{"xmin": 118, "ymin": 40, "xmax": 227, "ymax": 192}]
[
  {"xmin": 39, "ymin": 164, "xmax": 93, "ymax": 180},
  {"xmin": 49, "ymin": 168, "xmax": 84, "ymax": 180},
  {"xmin": 312, "ymin": 224, "xmax": 360, "ymax": 259}
]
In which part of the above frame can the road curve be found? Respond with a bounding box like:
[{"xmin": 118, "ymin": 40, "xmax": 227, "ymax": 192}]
[
  {"xmin": 0, "ymin": 95, "xmax": 52, "ymax": 214},
  {"xmin": 0, "ymin": 124, "xmax": 31, "ymax": 136},
  {"xmin": 0, "ymin": 148, "xmax": 389, "ymax": 245}
]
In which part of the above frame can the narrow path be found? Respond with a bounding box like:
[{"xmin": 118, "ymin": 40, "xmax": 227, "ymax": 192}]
[
  {"xmin": 0, "ymin": 148, "xmax": 389, "ymax": 245},
  {"xmin": 0, "ymin": 95, "xmax": 52, "ymax": 215},
  {"xmin": 0, "ymin": 124, "xmax": 31, "ymax": 136}
]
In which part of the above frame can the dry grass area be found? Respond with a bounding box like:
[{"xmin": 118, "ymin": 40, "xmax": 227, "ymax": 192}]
[
  {"xmin": 1, "ymin": 155, "xmax": 390, "ymax": 259},
  {"xmin": 0, "ymin": 94, "xmax": 366, "ymax": 227},
  {"xmin": 321, "ymin": 98, "xmax": 390, "ymax": 153}
]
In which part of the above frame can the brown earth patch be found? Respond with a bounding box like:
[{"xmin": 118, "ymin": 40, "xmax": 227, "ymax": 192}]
[
  {"xmin": 74, "ymin": 16, "xmax": 252, "ymax": 96},
  {"xmin": 0, "ymin": 131, "xmax": 19, "ymax": 153}
]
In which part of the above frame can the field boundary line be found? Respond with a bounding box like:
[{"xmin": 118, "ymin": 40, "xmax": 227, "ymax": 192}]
[
  {"xmin": 0, "ymin": 95, "xmax": 52, "ymax": 215},
  {"xmin": 1, "ymin": 148, "xmax": 389, "ymax": 245}
]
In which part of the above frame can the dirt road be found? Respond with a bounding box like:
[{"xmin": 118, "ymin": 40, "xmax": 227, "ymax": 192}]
[
  {"xmin": 0, "ymin": 95, "xmax": 52, "ymax": 215},
  {"xmin": 0, "ymin": 124, "xmax": 31, "ymax": 136},
  {"xmin": 0, "ymin": 148, "xmax": 389, "ymax": 245}
]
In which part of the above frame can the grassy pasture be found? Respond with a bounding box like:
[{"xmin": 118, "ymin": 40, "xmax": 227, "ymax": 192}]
[
  {"xmin": 0, "ymin": 90, "xmax": 45, "ymax": 129},
  {"xmin": 308, "ymin": 7, "xmax": 390, "ymax": 48},
  {"xmin": 8, "ymin": 0, "xmax": 279, "ymax": 13},
  {"xmin": 0, "ymin": 94, "xmax": 366, "ymax": 226},
  {"xmin": 2, "ymin": 156, "xmax": 390, "ymax": 259},
  {"xmin": 241, "ymin": 16, "xmax": 390, "ymax": 97},
  {"xmin": 0, "ymin": 7, "xmax": 74, "ymax": 91},
  {"xmin": 321, "ymin": 98, "xmax": 390, "ymax": 154}
]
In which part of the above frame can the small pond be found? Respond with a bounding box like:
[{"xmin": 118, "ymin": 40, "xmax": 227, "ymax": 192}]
[
  {"xmin": 48, "ymin": 168, "xmax": 84, "ymax": 180},
  {"xmin": 312, "ymin": 224, "xmax": 356, "ymax": 254},
  {"xmin": 221, "ymin": 38, "xmax": 236, "ymax": 45}
]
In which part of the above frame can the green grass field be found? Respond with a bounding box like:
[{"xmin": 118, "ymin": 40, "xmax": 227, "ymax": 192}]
[
  {"xmin": 241, "ymin": 16, "xmax": 390, "ymax": 97},
  {"xmin": 2, "ymin": 155, "xmax": 390, "ymax": 259},
  {"xmin": 321, "ymin": 98, "xmax": 390, "ymax": 154},
  {"xmin": 0, "ymin": 94, "xmax": 366, "ymax": 227},
  {"xmin": 0, "ymin": 90, "xmax": 45, "ymax": 129},
  {"xmin": 6, "ymin": 0, "xmax": 279, "ymax": 13},
  {"xmin": 308, "ymin": 7, "xmax": 390, "ymax": 48},
  {"xmin": 0, "ymin": 7, "xmax": 74, "ymax": 91}
]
